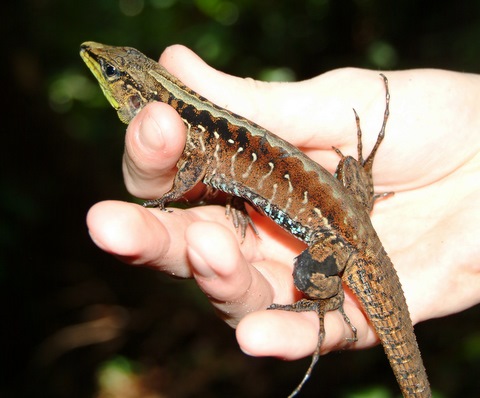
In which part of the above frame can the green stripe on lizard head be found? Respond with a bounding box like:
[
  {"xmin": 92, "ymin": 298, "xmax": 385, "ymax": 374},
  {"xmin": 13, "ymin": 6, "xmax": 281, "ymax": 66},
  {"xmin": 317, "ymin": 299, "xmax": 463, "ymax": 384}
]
[{"xmin": 80, "ymin": 42, "xmax": 120, "ymax": 111}]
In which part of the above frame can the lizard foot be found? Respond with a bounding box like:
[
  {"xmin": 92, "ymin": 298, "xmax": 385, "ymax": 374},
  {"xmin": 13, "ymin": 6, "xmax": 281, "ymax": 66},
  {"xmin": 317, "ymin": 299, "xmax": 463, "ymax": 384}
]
[
  {"xmin": 143, "ymin": 198, "xmax": 172, "ymax": 212},
  {"xmin": 225, "ymin": 196, "xmax": 259, "ymax": 241}
]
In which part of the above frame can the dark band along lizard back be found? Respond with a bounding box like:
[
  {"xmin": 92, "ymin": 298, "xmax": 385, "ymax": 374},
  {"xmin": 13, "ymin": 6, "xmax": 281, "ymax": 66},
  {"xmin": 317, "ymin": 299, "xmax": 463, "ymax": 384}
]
[{"xmin": 80, "ymin": 42, "xmax": 431, "ymax": 397}]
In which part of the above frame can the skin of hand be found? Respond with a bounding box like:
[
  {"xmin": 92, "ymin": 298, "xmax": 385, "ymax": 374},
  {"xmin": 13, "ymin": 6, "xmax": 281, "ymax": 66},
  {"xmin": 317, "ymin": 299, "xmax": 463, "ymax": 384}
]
[{"xmin": 86, "ymin": 45, "xmax": 480, "ymax": 361}]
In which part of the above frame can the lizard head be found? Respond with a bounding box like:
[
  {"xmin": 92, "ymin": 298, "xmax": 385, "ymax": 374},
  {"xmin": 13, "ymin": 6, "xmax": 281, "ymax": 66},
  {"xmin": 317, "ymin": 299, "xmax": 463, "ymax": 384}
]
[{"xmin": 80, "ymin": 41, "xmax": 159, "ymax": 124}]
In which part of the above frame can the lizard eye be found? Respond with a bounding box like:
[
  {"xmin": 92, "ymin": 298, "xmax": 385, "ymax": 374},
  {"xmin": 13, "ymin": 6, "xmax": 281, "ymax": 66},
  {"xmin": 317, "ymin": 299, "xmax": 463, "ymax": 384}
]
[{"xmin": 101, "ymin": 59, "xmax": 120, "ymax": 80}]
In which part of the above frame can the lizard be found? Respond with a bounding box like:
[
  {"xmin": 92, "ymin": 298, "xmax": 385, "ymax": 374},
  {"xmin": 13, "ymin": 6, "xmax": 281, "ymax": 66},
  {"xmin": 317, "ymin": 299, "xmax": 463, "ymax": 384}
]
[{"xmin": 80, "ymin": 41, "xmax": 431, "ymax": 397}]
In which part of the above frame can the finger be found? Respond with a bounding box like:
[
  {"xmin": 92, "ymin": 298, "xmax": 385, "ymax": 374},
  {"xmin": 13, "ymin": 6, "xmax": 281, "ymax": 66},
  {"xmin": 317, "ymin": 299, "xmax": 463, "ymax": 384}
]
[
  {"xmin": 86, "ymin": 200, "xmax": 265, "ymax": 278},
  {"xmin": 236, "ymin": 298, "xmax": 375, "ymax": 361},
  {"xmin": 160, "ymin": 45, "xmax": 253, "ymax": 116},
  {"xmin": 87, "ymin": 200, "xmax": 195, "ymax": 277},
  {"xmin": 186, "ymin": 221, "xmax": 277, "ymax": 327},
  {"xmin": 123, "ymin": 102, "xmax": 186, "ymax": 199}
]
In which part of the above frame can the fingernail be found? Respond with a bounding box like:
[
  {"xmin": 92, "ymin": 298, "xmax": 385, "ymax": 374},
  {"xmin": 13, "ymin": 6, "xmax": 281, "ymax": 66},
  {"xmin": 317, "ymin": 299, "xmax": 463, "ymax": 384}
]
[{"xmin": 138, "ymin": 113, "xmax": 165, "ymax": 152}]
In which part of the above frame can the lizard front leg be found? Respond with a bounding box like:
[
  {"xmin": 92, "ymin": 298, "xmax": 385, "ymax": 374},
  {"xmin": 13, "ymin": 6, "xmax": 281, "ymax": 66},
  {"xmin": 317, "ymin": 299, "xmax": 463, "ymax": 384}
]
[
  {"xmin": 143, "ymin": 125, "xmax": 209, "ymax": 209},
  {"xmin": 143, "ymin": 124, "xmax": 257, "ymax": 237}
]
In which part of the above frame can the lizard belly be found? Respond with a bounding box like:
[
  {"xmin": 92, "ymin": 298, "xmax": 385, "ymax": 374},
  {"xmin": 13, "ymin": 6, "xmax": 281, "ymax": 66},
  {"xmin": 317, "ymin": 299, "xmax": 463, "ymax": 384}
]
[{"xmin": 204, "ymin": 174, "xmax": 312, "ymax": 242}]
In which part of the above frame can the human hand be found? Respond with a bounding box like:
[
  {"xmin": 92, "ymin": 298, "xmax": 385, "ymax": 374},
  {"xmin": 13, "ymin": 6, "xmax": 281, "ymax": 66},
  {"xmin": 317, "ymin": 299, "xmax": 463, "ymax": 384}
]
[{"xmin": 87, "ymin": 45, "xmax": 480, "ymax": 361}]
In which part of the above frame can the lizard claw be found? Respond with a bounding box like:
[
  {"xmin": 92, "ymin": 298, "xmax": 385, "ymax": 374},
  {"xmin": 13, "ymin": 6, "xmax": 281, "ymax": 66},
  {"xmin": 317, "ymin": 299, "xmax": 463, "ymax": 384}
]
[{"xmin": 338, "ymin": 306, "xmax": 358, "ymax": 343}]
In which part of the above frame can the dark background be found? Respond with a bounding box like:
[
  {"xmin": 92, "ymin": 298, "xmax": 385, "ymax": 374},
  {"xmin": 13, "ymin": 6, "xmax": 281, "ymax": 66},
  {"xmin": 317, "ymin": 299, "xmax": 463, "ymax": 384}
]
[{"xmin": 2, "ymin": 1, "xmax": 480, "ymax": 397}]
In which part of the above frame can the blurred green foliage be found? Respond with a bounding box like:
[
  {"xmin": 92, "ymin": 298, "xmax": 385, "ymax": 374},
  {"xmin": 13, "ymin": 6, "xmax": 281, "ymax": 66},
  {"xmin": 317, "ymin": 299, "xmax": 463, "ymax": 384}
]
[{"xmin": 2, "ymin": 0, "xmax": 480, "ymax": 397}]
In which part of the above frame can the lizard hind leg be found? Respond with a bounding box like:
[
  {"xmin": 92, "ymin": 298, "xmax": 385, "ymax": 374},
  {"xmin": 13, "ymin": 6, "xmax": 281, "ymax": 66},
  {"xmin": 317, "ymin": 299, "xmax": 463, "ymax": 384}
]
[
  {"xmin": 333, "ymin": 74, "xmax": 393, "ymax": 212},
  {"xmin": 268, "ymin": 291, "xmax": 357, "ymax": 396},
  {"xmin": 338, "ymin": 305, "xmax": 358, "ymax": 343},
  {"xmin": 268, "ymin": 299, "xmax": 328, "ymax": 398},
  {"xmin": 362, "ymin": 73, "xmax": 390, "ymax": 173}
]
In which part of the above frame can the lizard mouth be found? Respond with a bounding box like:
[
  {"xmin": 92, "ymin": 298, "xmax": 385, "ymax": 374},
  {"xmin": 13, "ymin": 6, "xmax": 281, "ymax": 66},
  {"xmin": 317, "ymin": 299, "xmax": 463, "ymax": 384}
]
[{"xmin": 80, "ymin": 44, "xmax": 121, "ymax": 111}]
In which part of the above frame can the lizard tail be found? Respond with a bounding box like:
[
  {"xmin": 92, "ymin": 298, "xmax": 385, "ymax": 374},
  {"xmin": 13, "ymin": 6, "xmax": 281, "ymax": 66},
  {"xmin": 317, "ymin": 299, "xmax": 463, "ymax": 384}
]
[{"xmin": 344, "ymin": 245, "xmax": 431, "ymax": 397}]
